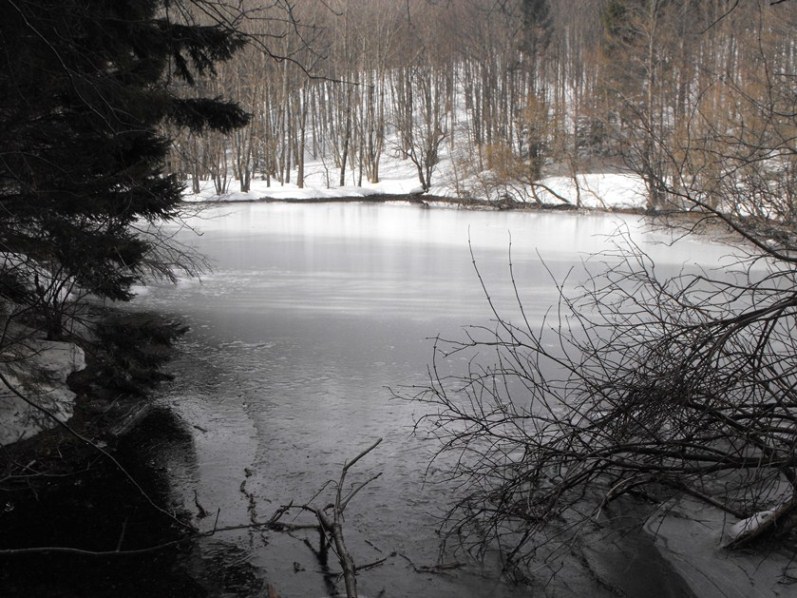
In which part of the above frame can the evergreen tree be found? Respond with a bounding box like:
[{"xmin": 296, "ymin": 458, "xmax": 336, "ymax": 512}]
[
  {"xmin": 0, "ymin": 0, "xmax": 248, "ymax": 336},
  {"xmin": 523, "ymin": 0, "xmax": 552, "ymax": 55}
]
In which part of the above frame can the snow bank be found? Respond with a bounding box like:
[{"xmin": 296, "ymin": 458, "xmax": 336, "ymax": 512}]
[
  {"xmin": 182, "ymin": 150, "xmax": 648, "ymax": 211},
  {"xmin": 724, "ymin": 508, "xmax": 779, "ymax": 546},
  {"xmin": 0, "ymin": 330, "xmax": 86, "ymax": 445},
  {"xmin": 183, "ymin": 155, "xmax": 426, "ymax": 203},
  {"xmin": 533, "ymin": 173, "xmax": 648, "ymax": 209}
]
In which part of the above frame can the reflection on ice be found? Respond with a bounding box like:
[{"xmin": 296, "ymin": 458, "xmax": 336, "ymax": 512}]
[{"xmin": 135, "ymin": 202, "xmax": 737, "ymax": 597}]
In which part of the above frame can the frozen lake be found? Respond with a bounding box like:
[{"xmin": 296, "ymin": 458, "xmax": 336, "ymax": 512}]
[{"xmin": 133, "ymin": 202, "xmax": 735, "ymax": 597}]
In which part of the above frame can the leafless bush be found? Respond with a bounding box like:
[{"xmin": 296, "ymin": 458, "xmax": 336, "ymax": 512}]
[{"xmin": 403, "ymin": 232, "xmax": 797, "ymax": 576}]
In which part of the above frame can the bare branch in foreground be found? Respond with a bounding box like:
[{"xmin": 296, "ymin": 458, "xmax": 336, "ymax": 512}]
[{"xmin": 400, "ymin": 231, "xmax": 797, "ymax": 579}]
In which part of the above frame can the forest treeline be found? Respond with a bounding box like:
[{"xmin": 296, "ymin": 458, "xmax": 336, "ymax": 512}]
[{"xmin": 174, "ymin": 0, "xmax": 797, "ymax": 215}]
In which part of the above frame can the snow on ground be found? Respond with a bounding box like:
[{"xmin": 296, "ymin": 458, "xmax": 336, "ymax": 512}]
[
  {"xmin": 0, "ymin": 326, "xmax": 86, "ymax": 446},
  {"xmin": 183, "ymin": 152, "xmax": 427, "ymax": 203},
  {"xmin": 724, "ymin": 507, "xmax": 781, "ymax": 547},
  {"xmin": 182, "ymin": 149, "xmax": 649, "ymax": 210},
  {"xmin": 534, "ymin": 172, "xmax": 648, "ymax": 209}
]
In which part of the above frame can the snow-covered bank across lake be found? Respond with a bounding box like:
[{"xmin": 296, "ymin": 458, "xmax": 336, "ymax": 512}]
[
  {"xmin": 0, "ymin": 327, "xmax": 85, "ymax": 445},
  {"xmin": 182, "ymin": 159, "xmax": 648, "ymax": 211}
]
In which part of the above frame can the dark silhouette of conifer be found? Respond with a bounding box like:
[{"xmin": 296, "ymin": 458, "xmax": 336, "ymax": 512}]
[{"xmin": 0, "ymin": 0, "xmax": 248, "ymax": 334}]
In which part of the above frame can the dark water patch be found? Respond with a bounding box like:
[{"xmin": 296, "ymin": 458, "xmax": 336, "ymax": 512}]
[
  {"xmin": 0, "ymin": 408, "xmax": 265, "ymax": 598},
  {"xmin": 580, "ymin": 502, "xmax": 699, "ymax": 598}
]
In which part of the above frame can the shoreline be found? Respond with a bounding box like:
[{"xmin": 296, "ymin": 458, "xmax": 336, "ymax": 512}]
[
  {"xmin": 184, "ymin": 191, "xmax": 654, "ymax": 215},
  {"xmin": 0, "ymin": 309, "xmax": 269, "ymax": 596}
]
